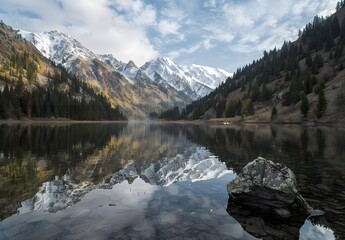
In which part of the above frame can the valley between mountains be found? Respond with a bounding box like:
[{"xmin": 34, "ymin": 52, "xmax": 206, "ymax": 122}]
[{"xmin": 1, "ymin": 3, "xmax": 345, "ymax": 124}]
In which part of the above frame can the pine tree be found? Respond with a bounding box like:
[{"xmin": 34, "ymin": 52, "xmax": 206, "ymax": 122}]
[
  {"xmin": 316, "ymin": 87, "xmax": 327, "ymax": 118},
  {"xmin": 300, "ymin": 94, "xmax": 309, "ymax": 118},
  {"xmin": 242, "ymin": 98, "xmax": 254, "ymax": 115},
  {"xmin": 305, "ymin": 51, "xmax": 313, "ymax": 67},
  {"xmin": 0, "ymin": 91, "xmax": 6, "ymax": 118},
  {"xmin": 251, "ymin": 83, "xmax": 260, "ymax": 102},
  {"xmin": 271, "ymin": 106, "xmax": 277, "ymax": 121},
  {"xmin": 26, "ymin": 60, "xmax": 37, "ymax": 84},
  {"xmin": 9, "ymin": 85, "xmax": 21, "ymax": 118},
  {"xmin": 331, "ymin": 15, "xmax": 341, "ymax": 38}
]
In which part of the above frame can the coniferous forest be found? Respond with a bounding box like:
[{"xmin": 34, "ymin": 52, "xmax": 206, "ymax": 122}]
[
  {"xmin": 0, "ymin": 21, "xmax": 126, "ymax": 121},
  {"xmin": 156, "ymin": 1, "xmax": 345, "ymax": 121},
  {"xmin": 0, "ymin": 65, "xmax": 127, "ymax": 120}
]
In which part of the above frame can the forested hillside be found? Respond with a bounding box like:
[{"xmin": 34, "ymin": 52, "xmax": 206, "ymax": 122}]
[
  {"xmin": 158, "ymin": 2, "xmax": 345, "ymax": 123},
  {"xmin": 0, "ymin": 21, "xmax": 126, "ymax": 120}
]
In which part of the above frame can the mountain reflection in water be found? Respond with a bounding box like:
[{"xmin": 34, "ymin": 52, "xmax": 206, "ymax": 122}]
[
  {"xmin": 0, "ymin": 123, "xmax": 343, "ymax": 239},
  {"xmin": 18, "ymin": 146, "xmax": 231, "ymax": 214}
]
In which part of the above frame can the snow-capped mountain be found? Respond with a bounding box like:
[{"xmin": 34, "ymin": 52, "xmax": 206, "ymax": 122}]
[
  {"xmin": 99, "ymin": 54, "xmax": 155, "ymax": 87},
  {"xmin": 122, "ymin": 60, "xmax": 140, "ymax": 84},
  {"xmin": 19, "ymin": 29, "xmax": 231, "ymax": 112},
  {"xmin": 19, "ymin": 30, "xmax": 195, "ymax": 117},
  {"xmin": 99, "ymin": 53, "xmax": 126, "ymax": 72},
  {"xmin": 19, "ymin": 30, "xmax": 98, "ymax": 69},
  {"xmin": 182, "ymin": 64, "xmax": 230, "ymax": 90},
  {"xmin": 141, "ymin": 57, "xmax": 231, "ymax": 99},
  {"xmin": 19, "ymin": 29, "xmax": 113, "ymax": 90},
  {"xmin": 103, "ymin": 55, "xmax": 231, "ymax": 99}
]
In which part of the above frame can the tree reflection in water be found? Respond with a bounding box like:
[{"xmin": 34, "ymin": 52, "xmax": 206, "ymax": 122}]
[{"xmin": 0, "ymin": 123, "xmax": 344, "ymax": 239}]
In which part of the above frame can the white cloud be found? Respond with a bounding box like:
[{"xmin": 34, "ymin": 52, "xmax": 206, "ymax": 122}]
[
  {"xmin": 292, "ymin": 1, "xmax": 311, "ymax": 16},
  {"xmin": 203, "ymin": 0, "xmax": 217, "ymax": 8},
  {"xmin": 203, "ymin": 39, "xmax": 213, "ymax": 50},
  {"xmin": 157, "ymin": 20, "xmax": 180, "ymax": 35},
  {"xmin": 0, "ymin": 0, "xmax": 339, "ymax": 71},
  {"xmin": 160, "ymin": 1, "xmax": 186, "ymax": 21},
  {"xmin": 222, "ymin": 3, "xmax": 254, "ymax": 27},
  {"xmin": 317, "ymin": 1, "xmax": 338, "ymax": 16},
  {"xmin": 110, "ymin": 0, "xmax": 157, "ymax": 26},
  {"xmin": 0, "ymin": 0, "xmax": 158, "ymax": 66},
  {"xmin": 215, "ymin": 0, "xmax": 338, "ymax": 54},
  {"xmin": 167, "ymin": 42, "xmax": 203, "ymax": 59},
  {"xmin": 214, "ymin": 32, "xmax": 234, "ymax": 43}
]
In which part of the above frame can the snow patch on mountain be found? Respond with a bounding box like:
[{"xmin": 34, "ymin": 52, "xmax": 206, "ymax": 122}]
[
  {"xmin": 19, "ymin": 30, "xmax": 98, "ymax": 70},
  {"xmin": 99, "ymin": 54, "xmax": 126, "ymax": 72},
  {"xmin": 141, "ymin": 57, "xmax": 231, "ymax": 99},
  {"xmin": 20, "ymin": 29, "xmax": 231, "ymax": 99}
]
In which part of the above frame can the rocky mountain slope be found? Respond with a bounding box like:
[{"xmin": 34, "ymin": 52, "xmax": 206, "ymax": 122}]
[
  {"xmin": 0, "ymin": 21, "xmax": 126, "ymax": 120},
  {"xmin": 100, "ymin": 55, "xmax": 230, "ymax": 100},
  {"xmin": 141, "ymin": 57, "xmax": 229, "ymax": 99},
  {"xmin": 163, "ymin": 5, "xmax": 345, "ymax": 124},
  {"xmin": 19, "ymin": 30, "xmax": 193, "ymax": 117},
  {"xmin": 19, "ymin": 30, "xmax": 230, "ymax": 117}
]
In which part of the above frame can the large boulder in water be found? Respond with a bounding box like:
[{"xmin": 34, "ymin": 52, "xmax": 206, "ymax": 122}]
[{"xmin": 227, "ymin": 157, "xmax": 313, "ymax": 218}]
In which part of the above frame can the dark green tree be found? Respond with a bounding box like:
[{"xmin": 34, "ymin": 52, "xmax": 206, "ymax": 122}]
[
  {"xmin": 26, "ymin": 60, "xmax": 37, "ymax": 83},
  {"xmin": 331, "ymin": 15, "xmax": 340, "ymax": 38},
  {"xmin": 0, "ymin": 91, "xmax": 6, "ymax": 118},
  {"xmin": 300, "ymin": 94, "xmax": 309, "ymax": 118},
  {"xmin": 316, "ymin": 87, "xmax": 327, "ymax": 118},
  {"xmin": 271, "ymin": 106, "xmax": 277, "ymax": 121},
  {"xmin": 251, "ymin": 83, "xmax": 260, "ymax": 102},
  {"xmin": 305, "ymin": 51, "xmax": 313, "ymax": 67}
]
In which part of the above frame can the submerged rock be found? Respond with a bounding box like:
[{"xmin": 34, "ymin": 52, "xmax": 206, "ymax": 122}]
[{"xmin": 227, "ymin": 157, "xmax": 314, "ymax": 218}]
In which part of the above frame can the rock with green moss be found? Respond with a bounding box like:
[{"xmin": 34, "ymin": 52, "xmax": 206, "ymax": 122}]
[{"xmin": 227, "ymin": 157, "xmax": 314, "ymax": 218}]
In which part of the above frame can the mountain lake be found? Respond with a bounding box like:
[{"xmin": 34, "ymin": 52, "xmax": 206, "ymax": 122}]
[{"xmin": 0, "ymin": 123, "xmax": 344, "ymax": 239}]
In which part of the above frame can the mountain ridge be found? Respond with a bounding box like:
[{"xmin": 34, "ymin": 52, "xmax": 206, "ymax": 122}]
[
  {"xmin": 0, "ymin": 21, "xmax": 127, "ymax": 121},
  {"xmin": 157, "ymin": 4, "xmax": 345, "ymax": 123},
  {"xmin": 18, "ymin": 29, "xmax": 196, "ymax": 117},
  {"xmin": 20, "ymin": 30, "xmax": 231, "ymax": 101}
]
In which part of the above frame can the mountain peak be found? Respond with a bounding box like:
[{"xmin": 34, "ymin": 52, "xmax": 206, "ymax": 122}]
[
  {"xmin": 100, "ymin": 53, "xmax": 116, "ymax": 60},
  {"xmin": 20, "ymin": 29, "xmax": 98, "ymax": 67},
  {"xmin": 21, "ymin": 28, "xmax": 230, "ymax": 101},
  {"xmin": 125, "ymin": 60, "xmax": 137, "ymax": 69},
  {"xmin": 47, "ymin": 30, "xmax": 65, "ymax": 36},
  {"xmin": 141, "ymin": 57, "xmax": 230, "ymax": 99},
  {"xmin": 156, "ymin": 56, "xmax": 175, "ymax": 65}
]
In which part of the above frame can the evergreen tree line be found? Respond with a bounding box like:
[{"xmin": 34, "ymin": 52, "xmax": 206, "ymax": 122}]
[
  {"xmin": 0, "ymin": 68, "xmax": 127, "ymax": 121},
  {"xmin": 158, "ymin": 2, "xmax": 345, "ymax": 120},
  {"xmin": 155, "ymin": 106, "xmax": 181, "ymax": 120}
]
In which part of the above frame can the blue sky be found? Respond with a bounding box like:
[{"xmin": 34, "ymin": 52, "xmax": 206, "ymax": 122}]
[{"xmin": 0, "ymin": 0, "xmax": 338, "ymax": 72}]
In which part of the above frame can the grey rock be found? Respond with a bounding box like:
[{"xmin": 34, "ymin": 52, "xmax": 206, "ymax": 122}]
[
  {"xmin": 245, "ymin": 217, "xmax": 267, "ymax": 236},
  {"xmin": 227, "ymin": 157, "xmax": 314, "ymax": 218}
]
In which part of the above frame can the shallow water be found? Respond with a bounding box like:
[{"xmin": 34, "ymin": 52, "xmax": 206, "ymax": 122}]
[{"xmin": 0, "ymin": 123, "xmax": 344, "ymax": 239}]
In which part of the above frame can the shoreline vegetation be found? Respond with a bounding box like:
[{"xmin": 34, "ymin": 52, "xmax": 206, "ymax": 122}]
[{"xmin": 0, "ymin": 117, "xmax": 343, "ymax": 127}]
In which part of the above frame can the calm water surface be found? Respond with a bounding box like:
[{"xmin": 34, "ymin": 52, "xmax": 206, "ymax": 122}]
[{"xmin": 0, "ymin": 123, "xmax": 344, "ymax": 239}]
